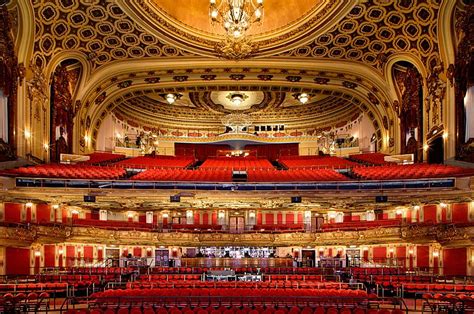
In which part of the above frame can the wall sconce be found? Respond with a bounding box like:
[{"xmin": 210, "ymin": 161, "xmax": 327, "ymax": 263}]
[
  {"xmin": 389, "ymin": 248, "xmax": 394, "ymax": 254},
  {"xmin": 186, "ymin": 210, "xmax": 193, "ymax": 219},
  {"xmin": 408, "ymin": 249, "xmax": 414, "ymax": 255},
  {"xmin": 127, "ymin": 212, "xmax": 134, "ymax": 218},
  {"xmin": 162, "ymin": 213, "xmax": 169, "ymax": 219},
  {"xmin": 172, "ymin": 247, "xmax": 178, "ymax": 252},
  {"xmin": 362, "ymin": 247, "xmax": 369, "ymax": 251},
  {"xmin": 413, "ymin": 205, "xmax": 420, "ymax": 211},
  {"xmin": 395, "ymin": 209, "xmax": 403, "ymax": 215},
  {"xmin": 24, "ymin": 129, "xmax": 31, "ymax": 139},
  {"xmin": 423, "ymin": 144, "xmax": 429, "ymax": 151},
  {"xmin": 98, "ymin": 246, "xmax": 103, "ymax": 251},
  {"xmin": 442, "ymin": 132, "xmax": 448, "ymax": 139},
  {"xmin": 58, "ymin": 249, "xmax": 63, "ymax": 255},
  {"xmin": 71, "ymin": 209, "xmax": 79, "ymax": 215},
  {"xmin": 249, "ymin": 211, "xmax": 255, "ymax": 218},
  {"xmin": 433, "ymin": 250, "xmax": 439, "ymax": 258},
  {"xmin": 440, "ymin": 202, "xmax": 447, "ymax": 208},
  {"xmin": 25, "ymin": 202, "xmax": 33, "ymax": 208},
  {"xmin": 52, "ymin": 204, "xmax": 59, "ymax": 210},
  {"xmin": 77, "ymin": 247, "xmax": 83, "ymax": 253},
  {"xmin": 34, "ymin": 251, "xmax": 41, "ymax": 257},
  {"xmin": 146, "ymin": 247, "xmax": 152, "ymax": 252},
  {"xmin": 319, "ymin": 248, "xmax": 324, "ymax": 252},
  {"xmin": 218, "ymin": 211, "xmax": 225, "ymax": 219}
]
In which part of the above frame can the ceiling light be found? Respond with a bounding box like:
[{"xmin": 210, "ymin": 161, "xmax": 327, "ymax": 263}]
[
  {"xmin": 227, "ymin": 92, "xmax": 248, "ymax": 106},
  {"xmin": 165, "ymin": 93, "xmax": 177, "ymax": 104},
  {"xmin": 298, "ymin": 93, "xmax": 309, "ymax": 104},
  {"xmin": 210, "ymin": 0, "xmax": 264, "ymax": 39}
]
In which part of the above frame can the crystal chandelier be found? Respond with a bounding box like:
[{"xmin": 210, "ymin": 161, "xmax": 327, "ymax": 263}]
[{"xmin": 210, "ymin": 0, "xmax": 264, "ymax": 39}]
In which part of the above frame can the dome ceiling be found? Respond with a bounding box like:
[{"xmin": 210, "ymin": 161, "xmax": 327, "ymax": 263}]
[{"xmin": 111, "ymin": 91, "xmax": 362, "ymax": 131}]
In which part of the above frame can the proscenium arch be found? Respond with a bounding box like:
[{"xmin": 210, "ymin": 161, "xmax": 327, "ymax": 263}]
[{"xmin": 74, "ymin": 59, "xmax": 399, "ymax": 153}]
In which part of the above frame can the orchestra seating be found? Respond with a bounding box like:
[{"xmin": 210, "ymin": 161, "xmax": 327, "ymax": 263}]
[
  {"xmin": 115, "ymin": 156, "xmax": 196, "ymax": 169},
  {"xmin": 348, "ymin": 153, "xmax": 391, "ymax": 165},
  {"xmin": 200, "ymin": 157, "xmax": 274, "ymax": 170},
  {"xmin": 247, "ymin": 169, "xmax": 348, "ymax": 182},
  {"xmin": 81, "ymin": 152, "xmax": 126, "ymax": 165},
  {"xmin": 278, "ymin": 156, "xmax": 359, "ymax": 169},
  {"xmin": 131, "ymin": 169, "xmax": 233, "ymax": 181},
  {"xmin": 2, "ymin": 164, "xmax": 126, "ymax": 179},
  {"xmin": 352, "ymin": 164, "xmax": 473, "ymax": 180}
]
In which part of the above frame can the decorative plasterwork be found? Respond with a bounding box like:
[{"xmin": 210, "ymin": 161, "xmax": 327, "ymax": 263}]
[
  {"xmin": 282, "ymin": 0, "xmax": 442, "ymax": 73},
  {"xmin": 31, "ymin": 0, "xmax": 193, "ymax": 70},
  {"xmin": 116, "ymin": 0, "xmax": 356, "ymax": 58},
  {"xmin": 2, "ymin": 224, "xmax": 472, "ymax": 247}
]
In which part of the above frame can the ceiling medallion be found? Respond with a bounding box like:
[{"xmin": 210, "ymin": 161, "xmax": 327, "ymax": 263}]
[
  {"xmin": 226, "ymin": 92, "xmax": 249, "ymax": 106},
  {"xmin": 210, "ymin": 0, "xmax": 263, "ymax": 59}
]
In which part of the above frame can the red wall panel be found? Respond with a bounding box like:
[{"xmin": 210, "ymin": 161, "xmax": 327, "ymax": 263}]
[
  {"xmin": 66, "ymin": 246, "xmax": 75, "ymax": 267},
  {"xmin": 297, "ymin": 212, "xmax": 303, "ymax": 224},
  {"xmin": 373, "ymin": 247, "xmax": 387, "ymax": 260},
  {"xmin": 452, "ymin": 203, "xmax": 469, "ymax": 223},
  {"xmin": 416, "ymin": 246, "xmax": 430, "ymax": 269},
  {"xmin": 286, "ymin": 212, "xmax": 294, "ymax": 224},
  {"xmin": 423, "ymin": 205, "xmax": 437, "ymax": 223},
  {"xmin": 265, "ymin": 213, "xmax": 274, "ymax": 225},
  {"xmin": 443, "ymin": 248, "xmax": 467, "ymax": 276},
  {"xmin": 36, "ymin": 204, "xmax": 51, "ymax": 223},
  {"xmin": 133, "ymin": 247, "xmax": 142, "ymax": 257},
  {"xmin": 396, "ymin": 247, "xmax": 406, "ymax": 260},
  {"xmin": 203, "ymin": 212, "xmax": 209, "ymax": 225},
  {"xmin": 4, "ymin": 203, "xmax": 22, "ymax": 223},
  {"xmin": 6, "ymin": 247, "xmax": 30, "ymax": 275},
  {"xmin": 211, "ymin": 212, "xmax": 217, "ymax": 225},
  {"xmin": 84, "ymin": 246, "xmax": 93, "ymax": 260},
  {"xmin": 277, "ymin": 213, "xmax": 283, "ymax": 224},
  {"xmin": 257, "ymin": 212, "xmax": 262, "ymax": 225},
  {"xmin": 44, "ymin": 245, "xmax": 56, "ymax": 267}
]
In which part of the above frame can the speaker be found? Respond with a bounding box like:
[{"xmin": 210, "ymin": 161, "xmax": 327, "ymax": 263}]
[
  {"xmin": 375, "ymin": 195, "xmax": 388, "ymax": 203},
  {"xmin": 84, "ymin": 195, "xmax": 96, "ymax": 202},
  {"xmin": 170, "ymin": 195, "xmax": 181, "ymax": 202},
  {"xmin": 291, "ymin": 196, "xmax": 302, "ymax": 203}
]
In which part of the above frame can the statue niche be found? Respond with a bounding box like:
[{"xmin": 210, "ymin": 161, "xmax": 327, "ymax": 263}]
[
  {"xmin": 50, "ymin": 62, "xmax": 79, "ymax": 162},
  {"xmin": 393, "ymin": 64, "xmax": 423, "ymax": 162}
]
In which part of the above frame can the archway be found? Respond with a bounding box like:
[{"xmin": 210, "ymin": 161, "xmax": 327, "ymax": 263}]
[{"xmin": 427, "ymin": 136, "xmax": 444, "ymax": 164}]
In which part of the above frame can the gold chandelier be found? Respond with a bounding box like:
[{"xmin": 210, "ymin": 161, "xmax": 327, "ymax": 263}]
[{"xmin": 210, "ymin": 0, "xmax": 264, "ymax": 39}]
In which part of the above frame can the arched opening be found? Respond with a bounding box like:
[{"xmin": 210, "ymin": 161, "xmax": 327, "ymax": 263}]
[
  {"xmin": 392, "ymin": 61, "xmax": 424, "ymax": 162},
  {"xmin": 427, "ymin": 136, "xmax": 444, "ymax": 164},
  {"xmin": 49, "ymin": 59, "xmax": 82, "ymax": 162}
]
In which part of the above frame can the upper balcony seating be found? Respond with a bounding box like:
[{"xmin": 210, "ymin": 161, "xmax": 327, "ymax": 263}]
[
  {"xmin": 321, "ymin": 219, "xmax": 401, "ymax": 231},
  {"xmin": 131, "ymin": 169, "xmax": 233, "ymax": 182},
  {"xmin": 348, "ymin": 153, "xmax": 391, "ymax": 165},
  {"xmin": 200, "ymin": 157, "xmax": 274, "ymax": 170},
  {"xmin": 2, "ymin": 164, "xmax": 126, "ymax": 180},
  {"xmin": 115, "ymin": 156, "xmax": 195, "ymax": 169},
  {"xmin": 73, "ymin": 219, "xmax": 153, "ymax": 231},
  {"xmin": 352, "ymin": 164, "xmax": 474, "ymax": 180},
  {"xmin": 247, "ymin": 169, "xmax": 348, "ymax": 182},
  {"xmin": 253, "ymin": 224, "xmax": 305, "ymax": 232},
  {"xmin": 81, "ymin": 152, "xmax": 126, "ymax": 165},
  {"xmin": 278, "ymin": 156, "xmax": 359, "ymax": 169},
  {"xmin": 171, "ymin": 224, "xmax": 222, "ymax": 232}
]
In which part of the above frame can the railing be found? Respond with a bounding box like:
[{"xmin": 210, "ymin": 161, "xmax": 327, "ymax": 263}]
[{"xmin": 15, "ymin": 177, "xmax": 457, "ymax": 190}]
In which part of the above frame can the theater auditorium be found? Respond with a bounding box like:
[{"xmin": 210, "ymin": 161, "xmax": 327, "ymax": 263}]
[{"xmin": 0, "ymin": 0, "xmax": 473, "ymax": 313}]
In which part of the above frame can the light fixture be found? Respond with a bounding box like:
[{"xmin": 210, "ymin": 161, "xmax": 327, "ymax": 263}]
[
  {"xmin": 408, "ymin": 249, "xmax": 414, "ymax": 255},
  {"xmin": 34, "ymin": 251, "xmax": 41, "ymax": 257},
  {"xmin": 440, "ymin": 202, "xmax": 447, "ymax": 208},
  {"xmin": 227, "ymin": 92, "xmax": 248, "ymax": 106},
  {"xmin": 43, "ymin": 143, "xmax": 49, "ymax": 151},
  {"xmin": 443, "ymin": 132, "xmax": 448, "ymax": 139},
  {"xmin": 210, "ymin": 0, "xmax": 264, "ymax": 39},
  {"xmin": 58, "ymin": 248, "xmax": 64, "ymax": 255},
  {"xmin": 25, "ymin": 202, "xmax": 33, "ymax": 208},
  {"xmin": 162, "ymin": 213, "xmax": 169, "ymax": 219},
  {"xmin": 433, "ymin": 250, "xmax": 439, "ymax": 257},
  {"xmin": 52, "ymin": 204, "xmax": 59, "ymax": 210},
  {"xmin": 24, "ymin": 129, "xmax": 31, "ymax": 139},
  {"xmin": 71, "ymin": 209, "xmax": 79, "ymax": 215},
  {"xmin": 413, "ymin": 205, "xmax": 420, "ymax": 211},
  {"xmin": 423, "ymin": 144, "xmax": 429, "ymax": 151},
  {"xmin": 165, "ymin": 93, "xmax": 177, "ymax": 104},
  {"xmin": 293, "ymin": 93, "xmax": 310, "ymax": 104},
  {"xmin": 127, "ymin": 212, "xmax": 134, "ymax": 218},
  {"xmin": 395, "ymin": 208, "xmax": 403, "ymax": 215},
  {"xmin": 389, "ymin": 248, "xmax": 394, "ymax": 254}
]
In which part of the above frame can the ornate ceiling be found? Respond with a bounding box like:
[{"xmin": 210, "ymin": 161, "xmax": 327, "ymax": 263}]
[{"xmin": 9, "ymin": 0, "xmax": 459, "ymax": 152}]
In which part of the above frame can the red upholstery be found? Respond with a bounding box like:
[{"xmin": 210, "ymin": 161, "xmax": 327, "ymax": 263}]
[
  {"xmin": 81, "ymin": 152, "xmax": 125, "ymax": 165},
  {"xmin": 73, "ymin": 219, "xmax": 153, "ymax": 231},
  {"xmin": 253, "ymin": 224, "xmax": 304, "ymax": 232},
  {"xmin": 349, "ymin": 153, "xmax": 391, "ymax": 165},
  {"xmin": 132, "ymin": 169, "xmax": 232, "ymax": 181},
  {"xmin": 3, "ymin": 164, "xmax": 126, "ymax": 179},
  {"xmin": 200, "ymin": 157, "xmax": 274, "ymax": 170},
  {"xmin": 116, "ymin": 156, "xmax": 195, "ymax": 169},
  {"xmin": 171, "ymin": 224, "xmax": 222, "ymax": 231},
  {"xmin": 278, "ymin": 156, "xmax": 358, "ymax": 169},
  {"xmin": 247, "ymin": 169, "xmax": 348, "ymax": 182},
  {"xmin": 352, "ymin": 164, "xmax": 474, "ymax": 180},
  {"xmin": 321, "ymin": 219, "xmax": 401, "ymax": 231}
]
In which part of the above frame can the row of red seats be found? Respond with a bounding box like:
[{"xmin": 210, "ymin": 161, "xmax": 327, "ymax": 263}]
[
  {"xmin": 361, "ymin": 274, "xmax": 432, "ymax": 284},
  {"xmin": 246, "ymin": 169, "xmax": 348, "ymax": 182},
  {"xmin": 278, "ymin": 156, "xmax": 359, "ymax": 169},
  {"xmin": 66, "ymin": 267, "xmax": 134, "ymax": 275},
  {"xmin": 82, "ymin": 152, "xmax": 126, "ymax": 165},
  {"xmin": 253, "ymin": 224, "xmax": 304, "ymax": 231},
  {"xmin": 171, "ymin": 224, "xmax": 222, "ymax": 231},
  {"xmin": 352, "ymin": 164, "xmax": 473, "ymax": 180},
  {"xmin": 132, "ymin": 169, "xmax": 233, "ymax": 181},
  {"xmin": 351, "ymin": 268, "xmax": 404, "ymax": 276},
  {"xmin": 200, "ymin": 158, "xmax": 274, "ymax": 170},
  {"xmin": 3, "ymin": 164, "xmax": 126, "ymax": 179},
  {"xmin": 321, "ymin": 220, "xmax": 401, "ymax": 231},
  {"xmin": 137, "ymin": 275, "xmax": 202, "ymax": 281},
  {"xmin": 403, "ymin": 283, "xmax": 474, "ymax": 293},
  {"xmin": 148, "ymin": 267, "xmax": 328, "ymax": 275},
  {"xmin": 0, "ymin": 283, "xmax": 67, "ymax": 294},
  {"xmin": 116, "ymin": 156, "xmax": 195, "ymax": 169},
  {"xmin": 91, "ymin": 288, "xmax": 368, "ymax": 299},
  {"xmin": 348, "ymin": 153, "xmax": 390, "ymax": 166},
  {"xmin": 71, "ymin": 306, "xmax": 404, "ymax": 314},
  {"xmin": 126, "ymin": 282, "xmax": 350, "ymax": 290},
  {"xmin": 37, "ymin": 274, "xmax": 103, "ymax": 286},
  {"xmin": 74, "ymin": 219, "xmax": 153, "ymax": 231}
]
